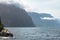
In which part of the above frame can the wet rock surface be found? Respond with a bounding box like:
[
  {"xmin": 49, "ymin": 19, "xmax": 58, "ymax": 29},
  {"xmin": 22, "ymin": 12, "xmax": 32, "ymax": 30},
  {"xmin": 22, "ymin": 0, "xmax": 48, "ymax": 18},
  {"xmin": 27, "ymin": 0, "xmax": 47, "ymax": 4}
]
[{"xmin": 0, "ymin": 29, "xmax": 13, "ymax": 37}]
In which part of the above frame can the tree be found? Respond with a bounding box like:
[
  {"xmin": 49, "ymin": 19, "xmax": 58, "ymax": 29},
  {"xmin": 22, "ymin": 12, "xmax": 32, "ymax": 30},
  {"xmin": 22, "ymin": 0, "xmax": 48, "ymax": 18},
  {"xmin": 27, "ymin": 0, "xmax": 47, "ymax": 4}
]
[{"xmin": 0, "ymin": 17, "xmax": 4, "ymax": 32}]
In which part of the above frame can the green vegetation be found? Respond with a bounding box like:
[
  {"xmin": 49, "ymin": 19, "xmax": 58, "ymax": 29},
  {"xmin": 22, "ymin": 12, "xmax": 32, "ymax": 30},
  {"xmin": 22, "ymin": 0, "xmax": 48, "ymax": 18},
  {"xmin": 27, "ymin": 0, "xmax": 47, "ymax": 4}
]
[{"xmin": 0, "ymin": 24, "xmax": 4, "ymax": 32}]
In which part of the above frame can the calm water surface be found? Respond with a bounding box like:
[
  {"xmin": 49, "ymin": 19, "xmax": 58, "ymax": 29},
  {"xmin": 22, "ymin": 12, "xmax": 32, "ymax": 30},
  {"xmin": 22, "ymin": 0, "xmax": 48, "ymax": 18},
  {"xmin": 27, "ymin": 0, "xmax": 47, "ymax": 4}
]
[{"xmin": 1, "ymin": 27, "xmax": 60, "ymax": 40}]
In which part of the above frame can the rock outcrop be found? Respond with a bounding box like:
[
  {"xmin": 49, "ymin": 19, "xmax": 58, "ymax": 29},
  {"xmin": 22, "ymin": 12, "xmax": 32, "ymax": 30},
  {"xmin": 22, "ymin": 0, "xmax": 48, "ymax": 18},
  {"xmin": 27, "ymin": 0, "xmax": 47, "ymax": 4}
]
[
  {"xmin": 0, "ymin": 29, "xmax": 13, "ymax": 37},
  {"xmin": 0, "ymin": 16, "xmax": 13, "ymax": 37}
]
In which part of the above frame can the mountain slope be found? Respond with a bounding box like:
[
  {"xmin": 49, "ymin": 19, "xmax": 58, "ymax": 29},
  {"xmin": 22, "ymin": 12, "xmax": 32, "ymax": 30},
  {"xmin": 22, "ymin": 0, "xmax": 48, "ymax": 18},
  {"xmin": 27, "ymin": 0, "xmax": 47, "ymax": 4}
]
[
  {"xmin": 28, "ymin": 12, "xmax": 60, "ymax": 27},
  {"xmin": 0, "ymin": 4, "xmax": 35, "ymax": 27}
]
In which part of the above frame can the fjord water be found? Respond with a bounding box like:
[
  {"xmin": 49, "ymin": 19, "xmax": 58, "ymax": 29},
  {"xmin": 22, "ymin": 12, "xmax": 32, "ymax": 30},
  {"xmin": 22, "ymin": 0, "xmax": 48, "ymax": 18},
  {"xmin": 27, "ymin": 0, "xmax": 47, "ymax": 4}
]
[{"xmin": 2, "ymin": 27, "xmax": 60, "ymax": 40}]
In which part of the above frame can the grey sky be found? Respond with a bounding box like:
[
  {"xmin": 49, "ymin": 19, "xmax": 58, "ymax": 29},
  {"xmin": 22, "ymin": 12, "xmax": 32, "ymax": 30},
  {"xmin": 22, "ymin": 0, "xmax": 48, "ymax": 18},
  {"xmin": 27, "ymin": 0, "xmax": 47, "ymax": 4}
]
[
  {"xmin": 0, "ymin": 0, "xmax": 60, "ymax": 18},
  {"xmin": 21, "ymin": 0, "xmax": 60, "ymax": 18}
]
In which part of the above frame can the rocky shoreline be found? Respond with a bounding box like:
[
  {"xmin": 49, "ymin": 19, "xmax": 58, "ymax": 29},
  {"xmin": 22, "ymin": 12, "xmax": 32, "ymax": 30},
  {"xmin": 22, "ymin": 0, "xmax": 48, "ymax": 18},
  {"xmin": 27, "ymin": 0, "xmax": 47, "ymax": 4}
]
[
  {"xmin": 0, "ymin": 28, "xmax": 13, "ymax": 37},
  {"xmin": 0, "ymin": 16, "xmax": 13, "ymax": 37}
]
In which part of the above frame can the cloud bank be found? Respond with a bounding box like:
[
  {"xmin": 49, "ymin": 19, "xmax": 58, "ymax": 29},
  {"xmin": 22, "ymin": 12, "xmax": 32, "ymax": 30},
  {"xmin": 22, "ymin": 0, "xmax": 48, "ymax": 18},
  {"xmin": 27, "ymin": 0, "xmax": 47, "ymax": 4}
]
[
  {"xmin": 21, "ymin": 0, "xmax": 60, "ymax": 18},
  {"xmin": 0, "ymin": 0, "xmax": 60, "ymax": 18},
  {"xmin": 41, "ymin": 17, "xmax": 56, "ymax": 20}
]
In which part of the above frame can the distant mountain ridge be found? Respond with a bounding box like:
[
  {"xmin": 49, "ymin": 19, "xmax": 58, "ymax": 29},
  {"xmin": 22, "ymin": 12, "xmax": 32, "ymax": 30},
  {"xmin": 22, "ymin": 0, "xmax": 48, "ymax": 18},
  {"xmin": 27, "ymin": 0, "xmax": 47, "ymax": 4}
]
[
  {"xmin": 28, "ymin": 12, "xmax": 60, "ymax": 27},
  {"xmin": 0, "ymin": 3, "xmax": 59, "ymax": 27},
  {"xmin": 28, "ymin": 12, "xmax": 53, "ymax": 18}
]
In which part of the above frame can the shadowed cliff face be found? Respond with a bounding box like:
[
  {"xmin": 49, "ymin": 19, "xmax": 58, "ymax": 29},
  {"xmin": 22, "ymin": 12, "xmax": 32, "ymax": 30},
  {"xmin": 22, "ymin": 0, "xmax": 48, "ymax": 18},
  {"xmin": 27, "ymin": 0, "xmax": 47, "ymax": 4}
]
[
  {"xmin": 0, "ymin": 4, "xmax": 35, "ymax": 27},
  {"xmin": 28, "ymin": 12, "xmax": 60, "ymax": 27}
]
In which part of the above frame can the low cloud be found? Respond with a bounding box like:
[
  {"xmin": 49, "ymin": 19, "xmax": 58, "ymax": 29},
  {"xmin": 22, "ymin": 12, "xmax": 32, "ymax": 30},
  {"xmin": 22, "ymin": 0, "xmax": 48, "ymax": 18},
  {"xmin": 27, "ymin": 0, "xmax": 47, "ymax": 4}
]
[
  {"xmin": 41, "ymin": 17, "xmax": 56, "ymax": 20},
  {"xmin": 21, "ymin": 0, "xmax": 60, "ymax": 18},
  {"xmin": 0, "ymin": 0, "xmax": 60, "ymax": 18}
]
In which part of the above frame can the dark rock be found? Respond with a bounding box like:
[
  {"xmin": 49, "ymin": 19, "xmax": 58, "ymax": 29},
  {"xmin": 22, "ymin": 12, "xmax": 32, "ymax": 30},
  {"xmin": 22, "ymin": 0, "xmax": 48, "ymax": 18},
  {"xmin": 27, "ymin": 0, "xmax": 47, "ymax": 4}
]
[
  {"xmin": 0, "ymin": 29, "xmax": 13, "ymax": 37},
  {"xmin": 1, "ymin": 32, "xmax": 13, "ymax": 37}
]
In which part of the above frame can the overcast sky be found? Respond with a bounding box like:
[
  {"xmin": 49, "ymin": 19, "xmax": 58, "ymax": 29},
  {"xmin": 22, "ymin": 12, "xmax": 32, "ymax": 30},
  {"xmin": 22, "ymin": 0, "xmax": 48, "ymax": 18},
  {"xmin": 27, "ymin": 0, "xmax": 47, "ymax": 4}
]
[
  {"xmin": 0, "ymin": 0, "xmax": 60, "ymax": 18},
  {"xmin": 21, "ymin": 0, "xmax": 60, "ymax": 18}
]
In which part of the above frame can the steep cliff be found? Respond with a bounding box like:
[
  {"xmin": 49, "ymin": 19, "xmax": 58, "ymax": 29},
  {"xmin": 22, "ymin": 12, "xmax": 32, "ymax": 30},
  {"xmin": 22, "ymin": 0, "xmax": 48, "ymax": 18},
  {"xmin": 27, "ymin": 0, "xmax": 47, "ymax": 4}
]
[{"xmin": 0, "ymin": 4, "xmax": 35, "ymax": 27}]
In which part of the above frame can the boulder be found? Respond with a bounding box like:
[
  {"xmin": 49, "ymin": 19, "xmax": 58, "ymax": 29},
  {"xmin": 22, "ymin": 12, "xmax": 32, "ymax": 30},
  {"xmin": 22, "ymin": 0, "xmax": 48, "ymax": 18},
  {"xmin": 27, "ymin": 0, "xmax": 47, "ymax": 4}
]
[{"xmin": 0, "ymin": 29, "xmax": 13, "ymax": 37}]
